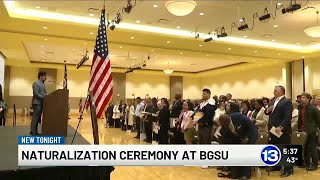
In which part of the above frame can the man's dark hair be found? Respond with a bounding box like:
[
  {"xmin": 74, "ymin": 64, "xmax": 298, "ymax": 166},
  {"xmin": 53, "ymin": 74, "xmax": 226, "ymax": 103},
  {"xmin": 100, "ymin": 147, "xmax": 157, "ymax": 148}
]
[
  {"xmin": 226, "ymin": 93, "xmax": 232, "ymax": 98},
  {"xmin": 202, "ymin": 88, "xmax": 211, "ymax": 95},
  {"xmin": 136, "ymin": 97, "xmax": 141, "ymax": 100},
  {"xmin": 275, "ymin": 85, "xmax": 285, "ymax": 94},
  {"xmin": 38, "ymin": 71, "xmax": 47, "ymax": 78},
  {"xmin": 262, "ymin": 97, "xmax": 270, "ymax": 103},
  {"xmin": 301, "ymin": 92, "xmax": 312, "ymax": 101}
]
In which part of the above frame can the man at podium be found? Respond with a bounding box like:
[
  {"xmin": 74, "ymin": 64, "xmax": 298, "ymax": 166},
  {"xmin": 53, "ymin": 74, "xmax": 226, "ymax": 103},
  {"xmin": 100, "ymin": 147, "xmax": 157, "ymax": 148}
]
[{"xmin": 30, "ymin": 71, "xmax": 47, "ymax": 135}]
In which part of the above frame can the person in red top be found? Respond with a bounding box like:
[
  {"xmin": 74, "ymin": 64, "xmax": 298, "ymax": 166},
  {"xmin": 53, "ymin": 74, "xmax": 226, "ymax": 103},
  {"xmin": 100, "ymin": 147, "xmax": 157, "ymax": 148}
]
[{"xmin": 298, "ymin": 93, "xmax": 320, "ymax": 171}]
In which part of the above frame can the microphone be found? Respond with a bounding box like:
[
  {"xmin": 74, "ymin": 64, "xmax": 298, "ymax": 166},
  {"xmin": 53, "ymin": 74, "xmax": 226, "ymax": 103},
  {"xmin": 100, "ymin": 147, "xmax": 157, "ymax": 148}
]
[{"xmin": 48, "ymin": 80, "xmax": 63, "ymax": 87}]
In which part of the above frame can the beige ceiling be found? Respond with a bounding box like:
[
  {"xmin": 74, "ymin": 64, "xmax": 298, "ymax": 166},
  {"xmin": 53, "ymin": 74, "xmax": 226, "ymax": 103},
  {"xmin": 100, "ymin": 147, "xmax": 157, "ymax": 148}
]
[{"xmin": 1, "ymin": 0, "xmax": 319, "ymax": 74}]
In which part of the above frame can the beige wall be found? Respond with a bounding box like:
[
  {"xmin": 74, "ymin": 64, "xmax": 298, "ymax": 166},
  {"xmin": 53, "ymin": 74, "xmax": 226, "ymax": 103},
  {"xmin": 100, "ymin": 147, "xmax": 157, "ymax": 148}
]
[
  {"xmin": 57, "ymin": 68, "xmax": 89, "ymax": 97},
  {"xmin": 9, "ymin": 66, "xmax": 38, "ymax": 96},
  {"xmin": 126, "ymin": 72, "xmax": 170, "ymax": 99},
  {"xmin": 305, "ymin": 58, "xmax": 320, "ymax": 94},
  {"xmin": 200, "ymin": 63, "xmax": 287, "ymax": 99},
  {"xmin": 183, "ymin": 76, "xmax": 201, "ymax": 100}
]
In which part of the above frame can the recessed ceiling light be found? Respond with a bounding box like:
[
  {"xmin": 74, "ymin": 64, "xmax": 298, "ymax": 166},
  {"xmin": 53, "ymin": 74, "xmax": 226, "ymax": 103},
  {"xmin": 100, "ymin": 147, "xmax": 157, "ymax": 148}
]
[
  {"xmin": 151, "ymin": 49, "xmax": 154, "ymax": 52},
  {"xmin": 205, "ymin": 54, "xmax": 209, "ymax": 56},
  {"xmin": 153, "ymin": 4, "xmax": 158, "ymax": 8},
  {"xmin": 273, "ymin": 25, "xmax": 279, "ymax": 28},
  {"xmin": 272, "ymin": 39, "xmax": 276, "ymax": 42},
  {"xmin": 41, "ymin": 52, "xmax": 44, "ymax": 54},
  {"xmin": 176, "ymin": 26, "xmax": 180, "ymax": 29},
  {"xmin": 199, "ymin": 13, "xmax": 204, "ymax": 16},
  {"xmin": 243, "ymin": 36, "xmax": 248, "ymax": 38},
  {"xmin": 228, "ymin": 48, "xmax": 232, "ymax": 50},
  {"xmin": 89, "ymin": 13, "xmax": 94, "ymax": 17},
  {"xmin": 40, "ymin": 46, "xmax": 44, "ymax": 48},
  {"xmin": 130, "ymin": 36, "xmax": 135, "ymax": 39},
  {"xmin": 302, "ymin": 56, "xmax": 305, "ymax": 58},
  {"xmin": 198, "ymin": 44, "xmax": 203, "ymax": 47},
  {"xmin": 278, "ymin": 53, "xmax": 281, "ymax": 55},
  {"xmin": 296, "ymin": 43, "xmax": 300, "ymax": 45},
  {"xmin": 42, "ymin": 26, "xmax": 47, "ymax": 29},
  {"xmin": 180, "ymin": 52, "xmax": 183, "ymax": 54},
  {"xmin": 41, "ymin": 60, "xmax": 45, "ymax": 62},
  {"xmin": 36, "ymin": 6, "xmax": 40, "ymax": 9},
  {"xmin": 89, "ymin": 32, "xmax": 93, "ymax": 35},
  {"xmin": 44, "ymin": 38, "xmax": 48, "ymax": 41},
  {"xmin": 254, "ymin": 50, "xmax": 258, "ymax": 53},
  {"xmin": 83, "ymin": 42, "xmax": 87, "ymax": 44},
  {"xmin": 120, "ymin": 46, "xmax": 123, "ymax": 48},
  {"xmin": 166, "ymin": 41, "xmax": 171, "ymax": 43},
  {"xmin": 136, "ymin": 20, "xmax": 141, "ymax": 23}
]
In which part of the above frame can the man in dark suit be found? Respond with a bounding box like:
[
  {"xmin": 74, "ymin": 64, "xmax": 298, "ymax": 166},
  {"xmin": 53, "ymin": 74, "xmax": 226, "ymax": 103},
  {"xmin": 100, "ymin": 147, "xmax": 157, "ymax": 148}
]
[
  {"xmin": 265, "ymin": 85, "xmax": 293, "ymax": 177},
  {"xmin": 30, "ymin": 71, "xmax": 47, "ymax": 135},
  {"xmin": 170, "ymin": 93, "xmax": 184, "ymax": 144}
]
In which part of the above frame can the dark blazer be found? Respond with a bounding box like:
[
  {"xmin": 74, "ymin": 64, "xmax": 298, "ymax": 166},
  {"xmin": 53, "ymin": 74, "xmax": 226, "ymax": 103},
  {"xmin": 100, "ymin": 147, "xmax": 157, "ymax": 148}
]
[
  {"xmin": 171, "ymin": 100, "xmax": 183, "ymax": 118},
  {"xmin": 298, "ymin": 103, "xmax": 320, "ymax": 133},
  {"xmin": 32, "ymin": 80, "xmax": 47, "ymax": 105},
  {"xmin": 229, "ymin": 112, "xmax": 258, "ymax": 144},
  {"xmin": 220, "ymin": 127, "xmax": 241, "ymax": 144},
  {"xmin": 266, "ymin": 97, "xmax": 293, "ymax": 134},
  {"xmin": 198, "ymin": 101, "xmax": 217, "ymax": 127},
  {"xmin": 159, "ymin": 107, "xmax": 170, "ymax": 131}
]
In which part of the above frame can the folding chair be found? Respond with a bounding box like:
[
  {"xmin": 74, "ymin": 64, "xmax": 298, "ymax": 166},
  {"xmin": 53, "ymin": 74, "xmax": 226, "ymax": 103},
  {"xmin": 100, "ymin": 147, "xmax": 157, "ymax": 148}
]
[
  {"xmin": 256, "ymin": 132, "xmax": 270, "ymax": 175},
  {"xmin": 291, "ymin": 131, "xmax": 308, "ymax": 171}
]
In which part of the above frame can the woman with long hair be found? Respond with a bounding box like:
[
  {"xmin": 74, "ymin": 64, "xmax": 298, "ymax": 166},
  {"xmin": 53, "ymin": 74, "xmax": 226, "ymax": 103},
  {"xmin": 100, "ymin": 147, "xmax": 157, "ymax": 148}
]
[{"xmin": 180, "ymin": 101, "xmax": 196, "ymax": 144}]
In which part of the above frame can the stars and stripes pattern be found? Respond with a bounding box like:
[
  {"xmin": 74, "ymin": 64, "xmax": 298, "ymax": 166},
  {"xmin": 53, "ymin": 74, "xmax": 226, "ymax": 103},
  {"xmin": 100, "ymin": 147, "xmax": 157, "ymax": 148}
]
[{"xmin": 88, "ymin": 8, "xmax": 113, "ymax": 118}]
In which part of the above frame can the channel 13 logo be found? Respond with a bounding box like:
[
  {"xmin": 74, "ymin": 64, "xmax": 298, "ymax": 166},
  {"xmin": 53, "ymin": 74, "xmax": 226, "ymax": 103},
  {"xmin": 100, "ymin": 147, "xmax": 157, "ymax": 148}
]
[{"xmin": 261, "ymin": 145, "xmax": 281, "ymax": 166}]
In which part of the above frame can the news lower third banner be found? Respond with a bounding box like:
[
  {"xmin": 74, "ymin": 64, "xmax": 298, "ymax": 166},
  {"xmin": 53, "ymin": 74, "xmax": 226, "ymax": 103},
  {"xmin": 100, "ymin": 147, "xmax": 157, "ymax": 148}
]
[{"xmin": 18, "ymin": 136, "xmax": 302, "ymax": 167}]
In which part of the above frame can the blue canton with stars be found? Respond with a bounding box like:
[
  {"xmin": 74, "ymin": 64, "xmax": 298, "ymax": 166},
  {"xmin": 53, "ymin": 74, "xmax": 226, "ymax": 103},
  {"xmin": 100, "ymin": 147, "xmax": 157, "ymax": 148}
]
[{"xmin": 94, "ymin": 9, "xmax": 109, "ymax": 60}]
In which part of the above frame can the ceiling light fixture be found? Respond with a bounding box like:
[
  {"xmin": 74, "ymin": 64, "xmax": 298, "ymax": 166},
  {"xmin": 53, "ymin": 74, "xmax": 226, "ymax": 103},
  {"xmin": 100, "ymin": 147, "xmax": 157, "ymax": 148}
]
[
  {"xmin": 176, "ymin": 26, "xmax": 180, "ymax": 29},
  {"xmin": 199, "ymin": 12, "xmax": 204, "ymax": 16},
  {"xmin": 198, "ymin": 44, "xmax": 203, "ymax": 47},
  {"xmin": 120, "ymin": 46, "xmax": 123, "ymax": 48},
  {"xmin": 89, "ymin": 13, "xmax": 94, "ymax": 17},
  {"xmin": 163, "ymin": 68, "xmax": 174, "ymax": 75},
  {"xmin": 272, "ymin": 39, "xmax": 276, "ymax": 42},
  {"xmin": 282, "ymin": 3, "xmax": 301, "ymax": 14},
  {"xmin": 166, "ymin": 41, "xmax": 171, "ymax": 43},
  {"xmin": 273, "ymin": 25, "xmax": 279, "ymax": 28},
  {"xmin": 44, "ymin": 38, "xmax": 47, "ymax": 41},
  {"xmin": 36, "ymin": 6, "xmax": 40, "ymax": 9},
  {"xmin": 42, "ymin": 26, "xmax": 47, "ymax": 29},
  {"xmin": 130, "ymin": 36, "xmax": 135, "ymax": 39},
  {"xmin": 243, "ymin": 36, "xmax": 248, "ymax": 38},
  {"xmin": 89, "ymin": 32, "xmax": 93, "ymax": 34},
  {"xmin": 165, "ymin": 1, "xmax": 197, "ymax": 16},
  {"xmin": 136, "ymin": 20, "xmax": 140, "ymax": 23},
  {"xmin": 228, "ymin": 48, "xmax": 231, "ymax": 50},
  {"xmin": 153, "ymin": 5, "xmax": 158, "ymax": 8},
  {"xmin": 304, "ymin": 11, "xmax": 320, "ymax": 37}
]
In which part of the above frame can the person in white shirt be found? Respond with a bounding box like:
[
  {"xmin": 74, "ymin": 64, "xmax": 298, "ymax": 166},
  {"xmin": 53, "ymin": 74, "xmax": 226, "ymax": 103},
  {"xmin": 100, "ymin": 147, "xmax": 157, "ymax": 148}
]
[
  {"xmin": 291, "ymin": 101, "xmax": 299, "ymax": 132},
  {"xmin": 213, "ymin": 102, "xmax": 226, "ymax": 138},
  {"xmin": 180, "ymin": 101, "xmax": 196, "ymax": 144}
]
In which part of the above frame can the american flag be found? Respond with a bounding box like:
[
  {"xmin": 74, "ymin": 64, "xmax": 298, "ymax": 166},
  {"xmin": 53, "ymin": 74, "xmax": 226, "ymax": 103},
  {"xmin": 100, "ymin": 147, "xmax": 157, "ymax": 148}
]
[
  {"xmin": 88, "ymin": 8, "xmax": 113, "ymax": 118},
  {"xmin": 63, "ymin": 62, "xmax": 67, "ymax": 89}
]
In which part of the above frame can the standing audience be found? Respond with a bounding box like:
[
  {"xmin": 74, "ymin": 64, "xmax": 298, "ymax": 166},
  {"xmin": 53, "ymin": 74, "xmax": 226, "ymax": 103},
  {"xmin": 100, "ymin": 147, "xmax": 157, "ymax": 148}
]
[
  {"xmin": 158, "ymin": 98, "xmax": 170, "ymax": 144},
  {"xmin": 298, "ymin": 93, "xmax": 320, "ymax": 171},
  {"xmin": 265, "ymin": 85, "xmax": 293, "ymax": 177},
  {"xmin": 180, "ymin": 101, "xmax": 196, "ymax": 144}
]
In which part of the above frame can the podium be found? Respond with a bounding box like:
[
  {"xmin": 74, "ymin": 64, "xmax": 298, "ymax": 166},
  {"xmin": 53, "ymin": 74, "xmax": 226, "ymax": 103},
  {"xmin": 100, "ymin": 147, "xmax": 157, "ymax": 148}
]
[{"xmin": 42, "ymin": 89, "xmax": 69, "ymax": 136}]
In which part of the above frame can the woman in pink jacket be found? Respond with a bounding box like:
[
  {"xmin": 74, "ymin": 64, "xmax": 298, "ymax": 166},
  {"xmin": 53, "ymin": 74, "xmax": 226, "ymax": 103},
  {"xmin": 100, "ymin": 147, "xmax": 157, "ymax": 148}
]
[{"xmin": 180, "ymin": 101, "xmax": 196, "ymax": 144}]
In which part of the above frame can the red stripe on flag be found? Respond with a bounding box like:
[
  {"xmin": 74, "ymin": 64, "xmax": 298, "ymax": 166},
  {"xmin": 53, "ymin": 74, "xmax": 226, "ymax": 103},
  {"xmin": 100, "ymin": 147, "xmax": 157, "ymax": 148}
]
[
  {"xmin": 90, "ymin": 54, "xmax": 98, "ymax": 74},
  {"xmin": 96, "ymin": 88, "xmax": 113, "ymax": 118},
  {"xmin": 94, "ymin": 74, "xmax": 113, "ymax": 106},
  {"xmin": 89, "ymin": 56, "xmax": 104, "ymax": 88},
  {"xmin": 91, "ymin": 61, "xmax": 111, "ymax": 94}
]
